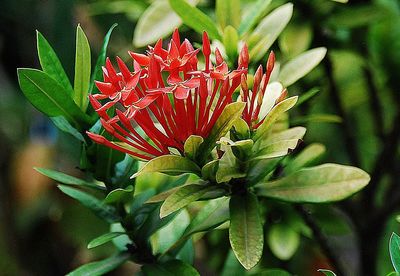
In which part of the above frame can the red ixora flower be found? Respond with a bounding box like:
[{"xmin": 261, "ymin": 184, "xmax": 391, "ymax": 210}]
[{"xmin": 87, "ymin": 29, "xmax": 285, "ymax": 160}]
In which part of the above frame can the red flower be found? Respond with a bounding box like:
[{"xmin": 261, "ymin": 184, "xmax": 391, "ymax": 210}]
[{"xmin": 87, "ymin": 30, "xmax": 246, "ymax": 160}]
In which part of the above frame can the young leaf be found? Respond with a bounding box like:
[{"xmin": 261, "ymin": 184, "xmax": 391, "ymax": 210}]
[
  {"xmin": 253, "ymin": 96, "xmax": 298, "ymax": 141},
  {"xmin": 278, "ymin": 47, "xmax": 327, "ymax": 87},
  {"xmin": 50, "ymin": 116, "xmax": 85, "ymax": 142},
  {"xmin": 201, "ymin": 160, "xmax": 219, "ymax": 181},
  {"xmin": 248, "ymin": 3, "xmax": 293, "ymax": 62},
  {"xmin": 169, "ymin": 0, "xmax": 222, "ymax": 40},
  {"xmin": 390, "ymin": 233, "xmax": 400, "ymax": 272},
  {"xmin": 184, "ymin": 135, "xmax": 204, "ymax": 161},
  {"xmin": 74, "ymin": 25, "xmax": 91, "ymax": 110},
  {"xmin": 90, "ymin": 23, "xmax": 117, "ymax": 94},
  {"xmin": 229, "ymin": 193, "xmax": 264, "ymax": 270},
  {"xmin": 238, "ymin": 0, "xmax": 272, "ymax": 35},
  {"xmin": 216, "ymin": 147, "xmax": 246, "ymax": 183},
  {"xmin": 134, "ymin": 0, "xmax": 198, "ymax": 47},
  {"xmin": 87, "ymin": 232, "xmax": 126, "ymax": 249},
  {"xmin": 67, "ymin": 252, "xmax": 129, "ymax": 276},
  {"xmin": 267, "ymin": 224, "xmax": 300, "ymax": 260},
  {"xmin": 34, "ymin": 167, "xmax": 105, "ymax": 190},
  {"xmin": 216, "ymin": 0, "xmax": 241, "ymax": 30},
  {"xmin": 258, "ymin": 127, "xmax": 306, "ymax": 149},
  {"xmin": 17, "ymin": 68, "xmax": 91, "ymax": 127},
  {"xmin": 36, "ymin": 31, "xmax": 73, "ymax": 95},
  {"xmin": 132, "ymin": 155, "xmax": 201, "ymax": 178},
  {"xmin": 142, "ymin": 260, "xmax": 199, "ymax": 276},
  {"xmin": 199, "ymin": 102, "xmax": 246, "ymax": 162},
  {"xmin": 255, "ymin": 164, "xmax": 370, "ymax": 203},
  {"xmin": 104, "ymin": 185, "xmax": 134, "ymax": 204},
  {"xmin": 223, "ymin": 26, "xmax": 239, "ymax": 62},
  {"xmin": 253, "ymin": 139, "xmax": 300, "ymax": 160},
  {"xmin": 160, "ymin": 183, "xmax": 213, "ymax": 218},
  {"xmin": 58, "ymin": 185, "xmax": 120, "ymax": 223}
]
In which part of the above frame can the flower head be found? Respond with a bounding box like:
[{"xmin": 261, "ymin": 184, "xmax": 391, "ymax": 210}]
[{"xmin": 87, "ymin": 30, "xmax": 246, "ymax": 160}]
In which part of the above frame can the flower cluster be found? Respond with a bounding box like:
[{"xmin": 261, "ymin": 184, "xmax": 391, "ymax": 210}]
[{"xmin": 87, "ymin": 30, "xmax": 285, "ymax": 160}]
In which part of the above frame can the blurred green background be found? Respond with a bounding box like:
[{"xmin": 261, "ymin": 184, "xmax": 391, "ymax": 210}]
[{"xmin": 1, "ymin": 0, "xmax": 399, "ymax": 275}]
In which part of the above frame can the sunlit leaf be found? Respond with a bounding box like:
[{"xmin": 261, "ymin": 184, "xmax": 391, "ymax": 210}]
[
  {"xmin": 268, "ymin": 224, "xmax": 300, "ymax": 260},
  {"xmin": 238, "ymin": 0, "xmax": 272, "ymax": 35},
  {"xmin": 87, "ymin": 232, "xmax": 126, "ymax": 249},
  {"xmin": 216, "ymin": 0, "xmax": 240, "ymax": 29}
]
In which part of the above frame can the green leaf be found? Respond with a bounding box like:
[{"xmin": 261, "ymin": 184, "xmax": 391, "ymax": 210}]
[
  {"xmin": 278, "ymin": 47, "xmax": 327, "ymax": 87},
  {"xmin": 232, "ymin": 118, "xmax": 250, "ymax": 140},
  {"xmin": 285, "ymin": 143, "xmax": 326, "ymax": 173},
  {"xmin": 223, "ymin": 26, "xmax": 239, "ymax": 62},
  {"xmin": 184, "ymin": 135, "xmax": 204, "ymax": 161},
  {"xmin": 74, "ymin": 25, "xmax": 91, "ymax": 111},
  {"xmin": 142, "ymin": 260, "xmax": 199, "ymax": 276},
  {"xmin": 386, "ymin": 272, "xmax": 400, "ymax": 276},
  {"xmin": 221, "ymin": 250, "xmax": 246, "ymax": 276},
  {"xmin": 238, "ymin": 0, "xmax": 272, "ymax": 35},
  {"xmin": 253, "ymin": 139, "xmax": 300, "ymax": 160},
  {"xmin": 58, "ymin": 185, "xmax": 120, "ymax": 223},
  {"xmin": 216, "ymin": 0, "xmax": 241, "ymax": 30},
  {"xmin": 257, "ymin": 269, "xmax": 292, "ymax": 276},
  {"xmin": 90, "ymin": 23, "xmax": 117, "ymax": 94},
  {"xmin": 297, "ymin": 87, "xmax": 320, "ymax": 106},
  {"xmin": 258, "ymin": 127, "xmax": 306, "ymax": 150},
  {"xmin": 253, "ymin": 96, "xmax": 298, "ymax": 141},
  {"xmin": 132, "ymin": 155, "xmax": 201, "ymax": 178},
  {"xmin": 201, "ymin": 160, "xmax": 219, "ymax": 181},
  {"xmin": 267, "ymin": 224, "xmax": 300, "ymax": 260},
  {"xmin": 184, "ymin": 197, "xmax": 230, "ymax": 236},
  {"xmin": 246, "ymin": 157, "xmax": 282, "ymax": 185},
  {"xmin": 50, "ymin": 116, "xmax": 85, "ymax": 142},
  {"xmin": 146, "ymin": 186, "xmax": 182, "ymax": 204},
  {"xmin": 199, "ymin": 102, "xmax": 246, "ymax": 162},
  {"xmin": 291, "ymin": 114, "xmax": 342, "ymax": 125},
  {"xmin": 34, "ymin": 167, "xmax": 105, "ymax": 191},
  {"xmin": 160, "ymin": 183, "xmax": 213, "ymax": 218},
  {"xmin": 279, "ymin": 23, "xmax": 313, "ymax": 58},
  {"xmin": 229, "ymin": 193, "xmax": 263, "ymax": 269},
  {"xmin": 67, "ymin": 252, "xmax": 129, "ymax": 276},
  {"xmin": 248, "ymin": 3, "xmax": 293, "ymax": 62},
  {"xmin": 169, "ymin": 0, "xmax": 222, "ymax": 40},
  {"xmin": 318, "ymin": 269, "xmax": 337, "ymax": 276},
  {"xmin": 216, "ymin": 146, "xmax": 246, "ymax": 183},
  {"xmin": 134, "ymin": 0, "xmax": 197, "ymax": 47},
  {"xmin": 255, "ymin": 164, "xmax": 370, "ymax": 203},
  {"xmin": 36, "ymin": 31, "xmax": 73, "ymax": 95},
  {"xmin": 390, "ymin": 233, "xmax": 400, "ymax": 272},
  {"xmin": 104, "ymin": 185, "xmax": 134, "ymax": 204},
  {"xmin": 17, "ymin": 68, "xmax": 91, "ymax": 127},
  {"xmin": 87, "ymin": 232, "xmax": 126, "ymax": 249}
]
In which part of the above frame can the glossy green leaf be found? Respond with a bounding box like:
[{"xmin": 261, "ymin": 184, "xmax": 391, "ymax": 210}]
[
  {"xmin": 200, "ymin": 102, "xmax": 246, "ymax": 162},
  {"xmin": 279, "ymin": 47, "xmax": 327, "ymax": 87},
  {"xmin": 58, "ymin": 185, "xmax": 120, "ymax": 223},
  {"xmin": 238, "ymin": 0, "xmax": 272, "ymax": 35},
  {"xmin": 184, "ymin": 135, "xmax": 204, "ymax": 161},
  {"xmin": 253, "ymin": 96, "xmax": 298, "ymax": 141},
  {"xmin": 268, "ymin": 224, "xmax": 300, "ymax": 260},
  {"xmin": 134, "ymin": 0, "xmax": 198, "ymax": 47},
  {"xmin": 229, "ymin": 193, "xmax": 263, "ymax": 269},
  {"xmin": 87, "ymin": 232, "xmax": 126, "ymax": 249},
  {"xmin": 17, "ymin": 68, "xmax": 91, "ymax": 127},
  {"xmin": 390, "ymin": 233, "xmax": 400, "ymax": 272},
  {"xmin": 50, "ymin": 116, "xmax": 85, "ymax": 142},
  {"xmin": 285, "ymin": 143, "xmax": 326, "ymax": 173},
  {"xmin": 90, "ymin": 23, "xmax": 117, "ymax": 94},
  {"xmin": 132, "ymin": 155, "xmax": 201, "ymax": 178},
  {"xmin": 216, "ymin": 0, "xmax": 240, "ymax": 29},
  {"xmin": 169, "ymin": 0, "xmax": 222, "ymax": 40},
  {"xmin": 386, "ymin": 272, "xmax": 400, "ymax": 276},
  {"xmin": 184, "ymin": 197, "xmax": 230, "ymax": 236},
  {"xmin": 223, "ymin": 26, "xmax": 239, "ymax": 62},
  {"xmin": 34, "ymin": 167, "xmax": 105, "ymax": 191},
  {"xmin": 142, "ymin": 260, "xmax": 199, "ymax": 276},
  {"xmin": 249, "ymin": 3, "xmax": 293, "ymax": 62},
  {"xmin": 318, "ymin": 269, "xmax": 337, "ymax": 276},
  {"xmin": 36, "ymin": 31, "xmax": 73, "ymax": 95},
  {"xmin": 253, "ymin": 139, "xmax": 300, "ymax": 160},
  {"xmin": 67, "ymin": 252, "xmax": 129, "ymax": 276},
  {"xmin": 255, "ymin": 164, "xmax": 370, "ymax": 203},
  {"xmin": 160, "ymin": 183, "xmax": 213, "ymax": 218},
  {"xmin": 73, "ymin": 25, "xmax": 91, "ymax": 110},
  {"xmin": 104, "ymin": 185, "xmax": 134, "ymax": 204},
  {"xmin": 112, "ymin": 154, "xmax": 138, "ymax": 187},
  {"xmin": 216, "ymin": 146, "xmax": 246, "ymax": 183}
]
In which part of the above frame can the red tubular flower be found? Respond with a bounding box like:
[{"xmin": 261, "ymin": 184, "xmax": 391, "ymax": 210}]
[
  {"xmin": 240, "ymin": 50, "xmax": 287, "ymax": 130},
  {"xmin": 87, "ymin": 30, "xmax": 246, "ymax": 160}
]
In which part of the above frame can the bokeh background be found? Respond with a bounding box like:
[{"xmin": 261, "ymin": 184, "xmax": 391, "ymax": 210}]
[{"xmin": 1, "ymin": 0, "xmax": 399, "ymax": 275}]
